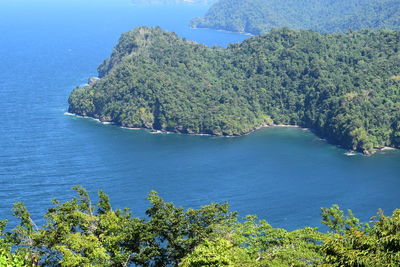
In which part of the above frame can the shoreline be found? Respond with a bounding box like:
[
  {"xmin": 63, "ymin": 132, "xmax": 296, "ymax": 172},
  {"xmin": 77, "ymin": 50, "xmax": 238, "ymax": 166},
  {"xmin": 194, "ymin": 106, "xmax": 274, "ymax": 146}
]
[
  {"xmin": 64, "ymin": 112, "xmax": 302, "ymax": 137},
  {"xmin": 64, "ymin": 112, "xmax": 398, "ymax": 154},
  {"xmin": 191, "ymin": 26, "xmax": 254, "ymax": 37}
]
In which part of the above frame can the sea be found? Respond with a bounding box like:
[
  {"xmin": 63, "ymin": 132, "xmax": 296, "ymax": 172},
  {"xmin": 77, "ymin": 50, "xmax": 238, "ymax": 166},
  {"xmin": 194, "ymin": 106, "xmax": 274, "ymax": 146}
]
[{"xmin": 0, "ymin": 0, "xmax": 399, "ymax": 230}]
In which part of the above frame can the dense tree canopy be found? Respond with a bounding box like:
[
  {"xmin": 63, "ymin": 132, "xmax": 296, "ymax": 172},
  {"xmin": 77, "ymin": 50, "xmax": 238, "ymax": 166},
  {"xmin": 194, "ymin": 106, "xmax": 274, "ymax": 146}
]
[
  {"xmin": 191, "ymin": 0, "xmax": 400, "ymax": 35},
  {"xmin": 1, "ymin": 186, "xmax": 400, "ymax": 266},
  {"xmin": 68, "ymin": 27, "xmax": 400, "ymax": 154}
]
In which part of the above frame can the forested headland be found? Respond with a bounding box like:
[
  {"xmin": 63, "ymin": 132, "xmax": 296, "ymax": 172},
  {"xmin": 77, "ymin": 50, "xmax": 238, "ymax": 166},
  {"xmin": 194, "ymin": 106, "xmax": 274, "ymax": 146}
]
[
  {"xmin": 68, "ymin": 27, "xmax": 400, "ymax": 154},
  {"xmin": 1, "ymin": 186, "xmax": 400, "ymax": 266},
  {"xmin": 191, "ymin": 0, "xmax": 400, "ymax": 35}
]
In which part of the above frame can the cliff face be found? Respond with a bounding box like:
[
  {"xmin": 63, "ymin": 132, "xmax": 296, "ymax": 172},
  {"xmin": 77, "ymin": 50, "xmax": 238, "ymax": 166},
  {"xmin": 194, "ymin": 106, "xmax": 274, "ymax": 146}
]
[{"xmin": 68, "ymin": 26, "xmax": 400, "ymax": 154}]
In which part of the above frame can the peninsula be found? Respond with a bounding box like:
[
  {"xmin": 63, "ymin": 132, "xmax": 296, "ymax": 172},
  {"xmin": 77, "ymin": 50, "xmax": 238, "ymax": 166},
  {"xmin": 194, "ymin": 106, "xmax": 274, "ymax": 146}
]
[{"xmin": 68, "ymin": 27, "xmax": 400, "ymax": 154}]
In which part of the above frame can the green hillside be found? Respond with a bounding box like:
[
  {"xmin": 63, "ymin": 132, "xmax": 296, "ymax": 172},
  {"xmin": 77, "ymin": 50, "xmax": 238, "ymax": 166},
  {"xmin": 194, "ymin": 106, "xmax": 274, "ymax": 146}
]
[
  {"xmin": 68, "ymin": 27, "xmax": 400, "ymax": 154},
  {"xmin": 191, "ymin": 0, "xmax": 400, "ymax": 34}
]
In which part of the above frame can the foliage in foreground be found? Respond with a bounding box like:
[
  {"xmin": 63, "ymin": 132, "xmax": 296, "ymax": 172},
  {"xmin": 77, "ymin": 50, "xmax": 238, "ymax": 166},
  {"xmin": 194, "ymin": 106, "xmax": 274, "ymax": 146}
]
[
  {"xmin": 68, "ymin": 27, "xmax": 400, "ymax": 154},
  {"xmin": 1, "ymin": 186, "xmax": 400, "ymax": 266}
]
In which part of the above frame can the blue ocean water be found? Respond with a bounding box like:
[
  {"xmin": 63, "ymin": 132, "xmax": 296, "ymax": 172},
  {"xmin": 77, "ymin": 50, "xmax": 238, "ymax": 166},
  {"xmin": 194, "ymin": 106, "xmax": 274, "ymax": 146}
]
[{"xmin": 0, "ymin": 0, "xmax": 399, "ymax": 230}]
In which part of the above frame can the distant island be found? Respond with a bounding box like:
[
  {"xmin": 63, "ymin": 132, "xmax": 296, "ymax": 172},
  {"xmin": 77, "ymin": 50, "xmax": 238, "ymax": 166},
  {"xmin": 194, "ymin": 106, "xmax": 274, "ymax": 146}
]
[
  {"xmin": 131, "ymin": 0, "xmax": 216, "ymax": 4},
  {"xmin": 191, "ymin": 0, "xmax": 400, "ymax": 35},
  {"xmin": 68, "ymin": 27, "xmax": 400, "ymax": 154}
]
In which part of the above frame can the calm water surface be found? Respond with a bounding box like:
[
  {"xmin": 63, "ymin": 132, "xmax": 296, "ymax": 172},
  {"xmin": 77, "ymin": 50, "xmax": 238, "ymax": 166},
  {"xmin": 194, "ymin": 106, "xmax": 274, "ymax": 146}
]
[{"xmin": 0, "ymin": 0, "xmax": 399, "ymax": 230}]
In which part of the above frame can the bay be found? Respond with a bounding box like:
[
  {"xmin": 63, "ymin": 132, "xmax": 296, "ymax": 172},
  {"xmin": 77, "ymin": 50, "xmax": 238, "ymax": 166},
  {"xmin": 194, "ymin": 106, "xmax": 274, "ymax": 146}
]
[{"xmin": 0, "ymin": 0, "xmax": 399, "ymax": 230}]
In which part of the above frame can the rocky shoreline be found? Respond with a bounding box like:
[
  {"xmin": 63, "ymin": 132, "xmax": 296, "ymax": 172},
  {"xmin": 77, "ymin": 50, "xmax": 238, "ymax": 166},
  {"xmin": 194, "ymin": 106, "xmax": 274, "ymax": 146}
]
[
  {"xmin": 191, "ymin": 26, "xmax": 254, "ymax": 37},
  {"xmin": 66, "ymin": 112, "xmax": 398, "ymax": 156}
]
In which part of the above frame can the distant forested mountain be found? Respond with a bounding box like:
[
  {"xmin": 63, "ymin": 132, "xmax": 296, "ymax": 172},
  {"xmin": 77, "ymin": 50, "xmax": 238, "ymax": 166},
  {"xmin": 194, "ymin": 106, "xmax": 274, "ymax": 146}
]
[
  {"xmin": 131, "ymin": 0, "xmax": 216, "ymax": 4},
  {"xmin": 69, "ymin": 27, "xmax": 400, "ymax": 154},
  {"xmin": 191, "ymin": 0, "xmax": 400, "ymax": 34}
]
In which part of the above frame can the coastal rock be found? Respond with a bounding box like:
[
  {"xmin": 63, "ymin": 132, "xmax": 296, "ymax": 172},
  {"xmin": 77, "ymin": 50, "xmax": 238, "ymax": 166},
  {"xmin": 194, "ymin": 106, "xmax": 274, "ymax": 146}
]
[{"xmin": 88, "ymin": 77, "xmax": 100, "ymax": 86}]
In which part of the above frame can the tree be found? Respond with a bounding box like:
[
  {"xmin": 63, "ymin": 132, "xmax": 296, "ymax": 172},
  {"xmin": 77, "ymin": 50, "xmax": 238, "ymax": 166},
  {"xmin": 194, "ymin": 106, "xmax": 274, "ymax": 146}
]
[
  {"xmin": 2, "ymin": 187, "xmax": 400, "ymax": 266},
  {"xmin": 69, "ymin": 27, "xmax": 400, "ymax": 154}
]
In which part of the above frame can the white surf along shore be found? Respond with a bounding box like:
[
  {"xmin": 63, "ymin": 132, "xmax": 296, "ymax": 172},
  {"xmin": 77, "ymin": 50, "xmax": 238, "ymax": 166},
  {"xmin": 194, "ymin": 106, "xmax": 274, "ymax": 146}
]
[
  {"xmin": 64, "ymin": 112, "xmax": 304, "ymax": 137},
  {"xmin": 64, "ymin": 112, "xmax": 398, "ymax": 155}
]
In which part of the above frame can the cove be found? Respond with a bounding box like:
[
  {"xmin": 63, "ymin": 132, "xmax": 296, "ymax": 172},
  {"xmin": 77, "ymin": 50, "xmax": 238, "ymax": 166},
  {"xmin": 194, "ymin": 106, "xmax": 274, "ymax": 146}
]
[{"xmin": 0, "ymin": 0, "xmax": 399, "ymax": 230}]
